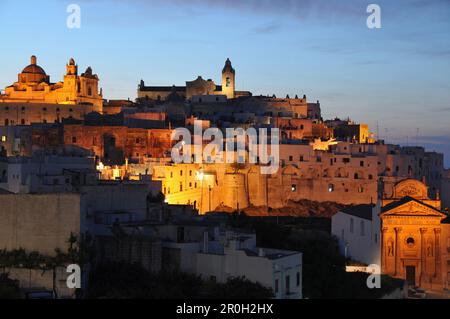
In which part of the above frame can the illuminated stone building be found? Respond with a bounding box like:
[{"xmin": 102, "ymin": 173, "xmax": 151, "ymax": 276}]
[
  {"xmin": 0, "ymin": 56, "xmax": 103, "ymax": 125},
  {"xmin": 332, "ymin": 179, "xmax": 450, "ymax": 290},
  {"xmin": 137, "ymin": 58, "xmax": 251, "ymax": 101},
  {"xmin": 63, "ymin": 124, "xmax": 172, "ymax": 165}
]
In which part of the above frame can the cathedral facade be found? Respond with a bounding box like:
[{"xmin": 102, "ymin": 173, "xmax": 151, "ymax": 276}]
[
  {"xmin": 380, "ymin": 179, "xmax": 448, "ymax": 289},
  {"xmin": 332, "ymin": 179, "xmax": 450, "ymax": 290},
  {"xmin": 0, "ymin": 56, "xmax": 103, "ymax": 125}
]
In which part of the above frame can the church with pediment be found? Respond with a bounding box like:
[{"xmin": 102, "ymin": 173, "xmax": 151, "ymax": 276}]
[{"xmin": 332, "ymin": 178, "xmax": 450, "ymax": 290}]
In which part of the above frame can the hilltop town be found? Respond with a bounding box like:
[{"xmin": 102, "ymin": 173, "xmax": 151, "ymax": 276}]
[{"xmin": 0, "ymin": 56, "xmax": 449, "ymax": 298}]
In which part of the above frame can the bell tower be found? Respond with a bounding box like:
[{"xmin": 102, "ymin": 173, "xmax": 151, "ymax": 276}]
[{"xmin": 221, "ymin": 58, "xmax": 235, "ymax": 99}]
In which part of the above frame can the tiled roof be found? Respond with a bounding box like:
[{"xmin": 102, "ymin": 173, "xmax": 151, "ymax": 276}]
[
  {"xmin": 381, "ymin": 196, "xmax": 441, "ymax": 213},
  {"xmin": 341, "ymin": 204, "xmax": 374, "ymax": 220}
]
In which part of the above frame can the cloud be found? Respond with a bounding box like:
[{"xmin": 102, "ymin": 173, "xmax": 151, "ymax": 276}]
[{"xmin": 251, "ymin": 22, "xmax": 282, "ymax": 35}]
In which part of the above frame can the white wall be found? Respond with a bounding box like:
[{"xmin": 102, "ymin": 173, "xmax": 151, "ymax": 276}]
[
  {"xmin": 196, "ymin": 243, "xmax": 302, "ymax": 299},
  {"xmin": 332, "ymin": 210, "xmax": 380, "ymax": 266}
]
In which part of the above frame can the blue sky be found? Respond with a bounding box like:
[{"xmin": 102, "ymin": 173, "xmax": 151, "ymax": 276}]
[{"xmin": 0, "ymin": 0, "xmax": 449, "ymax": 166}]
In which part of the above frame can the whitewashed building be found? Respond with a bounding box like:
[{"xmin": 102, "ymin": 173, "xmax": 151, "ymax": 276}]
[
  {"xmin": 161, "ymin": 224, "xmax": 302, "ymax": 299},
  {"xmin": 331, "ymin": 203, "xmax": 381, "ymax": 266}
]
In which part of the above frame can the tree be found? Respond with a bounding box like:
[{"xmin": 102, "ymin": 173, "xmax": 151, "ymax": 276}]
[{"xmin": 0, "ymin": 273, "xmax": 21, "ymax": 299}]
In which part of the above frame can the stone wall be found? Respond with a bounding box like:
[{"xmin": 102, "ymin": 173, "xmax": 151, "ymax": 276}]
[{"xmin": 0, "ymin": 193, "xmax": 81, "ymax": 255}]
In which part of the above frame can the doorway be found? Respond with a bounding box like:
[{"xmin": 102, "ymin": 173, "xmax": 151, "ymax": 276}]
[{"xmin": 406, "ymin": 266, "xmax": 416, "ymax": 287}]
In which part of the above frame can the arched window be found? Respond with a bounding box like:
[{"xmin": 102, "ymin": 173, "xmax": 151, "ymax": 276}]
[
  {"xmin": 88, "ymin": 86, "xmax": 92, "ymax": 96},
  {"xmin": 226, "ymin": 77, "xmax": 230, "ymax": 87},
  {"xmin": 406, "ymin": 237, "xmax": 415, "ymax": 247}
]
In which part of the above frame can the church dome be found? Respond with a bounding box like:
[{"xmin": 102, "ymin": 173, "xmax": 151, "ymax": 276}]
[
  {"xmin": 22, "ymin": 55, "xmax": 46, "ymax": 75},
  {"xmin": 22, "ymin": 64, "xmax": 46, "ymax": 75},
  {"xmin": 19, "ymin": 55, "xmax": 49, "ymax": 83}
]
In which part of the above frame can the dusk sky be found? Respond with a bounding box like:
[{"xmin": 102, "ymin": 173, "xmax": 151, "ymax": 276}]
[{"xmin": 0, "ymin": 0, "xmax": 449, "ymax": 166}]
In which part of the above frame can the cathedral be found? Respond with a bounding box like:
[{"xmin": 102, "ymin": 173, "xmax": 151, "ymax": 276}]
[
  {"xmin": 137, "ymin": 58, "xmax": 251, "ymax": 101},
  {"xmin": 0, "ymin": 56, "xmax": 103, "ymax": 125},
  {"xmin": 332, "ymin": 179, "xmax": 450, "ymax": 290},
  {"xmin": 380, "ymin": 179, "xmax": 448, "ymax": 289}
]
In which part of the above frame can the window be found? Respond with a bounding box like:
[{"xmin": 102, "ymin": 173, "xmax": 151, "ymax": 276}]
[
  {"xmin": 343, "ymin": 158, "xmax": 350, "ymax": 163},
  {"xmin": 177, "ymin": 227, "xmax": 185, "ymax": 242},
  {"xmin": 299, "ymin": 155, "xmax": 304, "ymax": 162},
  {"xmin": 88, "ymin": 86, "xmax": 92, "ymax": 96},
  {"xmin": 21, "ymin": 119, "xmax": 25, "ymax": 125},
  {"xmin": 275, "ymin": 279, "xmax": 279, "ymax": 294},
  {"xmin": 291, "ymin": 184, "xmax": 297, "ymax": 192},
  {"xmin": 170, "ymin": 172, "xmax": 173, "ymax": 178},
  {"xmin": 350, "ymin": 218, "xmax": 354, "ymax": 233},
  {"xmin": 1, "ymin": 136, "xmax": 6, "ymax": 142},
  {"xmin": 180, "ymin": 170, "xmax": 183, "ymax": 176},
  {"xmin": 226, "ymin": 77, "xmax": 231, "ymax": 87},
  {"xmin": 354, "ymin": 173, "xmax": 359, "ymax": 179},
  {"xmin": 360, "ymin": 220, "xmax": 365, "ymax": 236},
  {"xmin": 360, "ymin": 161, "xmax": 364, "ymax": 167},
  {"xmin": 72, "ymin": 136, "xmax": 77, "ymax": 143},
  {"xmin": 406, "ymin": 237, "xmax": 415, "ymax": 247},
  {"xmin": 289, "ymin": 156, "xmax": 293, "ymax": 161},
  {"xmin": 189, "ymin": 170, "xmax": 192, "ymax": 176},
  {"xmin": 179, "ymin": 183, "xmax": 183, "ymax": 192},
  {"xmin": 296, "ymin": 272, "xmax": 300, "ymax": 287},
  {"xmin": 358, "ymin": 186, "xmax": 364, "ymax": 193},
  {"xmin": 135, "ymin": 138, "xmax": 140, "ymax": 144}
]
